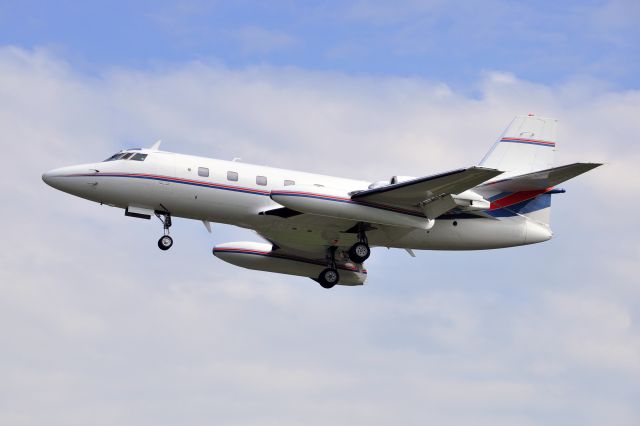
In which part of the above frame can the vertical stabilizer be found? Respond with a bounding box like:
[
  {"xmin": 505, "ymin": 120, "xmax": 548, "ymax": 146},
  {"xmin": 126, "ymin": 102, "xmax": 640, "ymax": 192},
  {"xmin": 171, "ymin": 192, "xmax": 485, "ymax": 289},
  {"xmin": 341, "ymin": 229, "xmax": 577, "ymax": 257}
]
[
  {"xmin": 480, "ymin": 115, "xmax": 559, "ymax": 227},
  {"xmin": 480, "ymin": 115, "xmax": 557, "ymax": 179}
]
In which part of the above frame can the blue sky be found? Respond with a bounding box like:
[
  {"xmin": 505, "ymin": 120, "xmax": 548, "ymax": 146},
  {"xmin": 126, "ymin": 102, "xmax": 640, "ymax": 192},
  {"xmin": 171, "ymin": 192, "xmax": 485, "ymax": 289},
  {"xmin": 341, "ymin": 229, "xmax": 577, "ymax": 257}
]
[
  {"xmin": 1, "ymin": 2, "xmax": 639, "ymax": 426},
  {"xmin": 2, "ymin": 0, "xmax": 639, "ymax": 88}
]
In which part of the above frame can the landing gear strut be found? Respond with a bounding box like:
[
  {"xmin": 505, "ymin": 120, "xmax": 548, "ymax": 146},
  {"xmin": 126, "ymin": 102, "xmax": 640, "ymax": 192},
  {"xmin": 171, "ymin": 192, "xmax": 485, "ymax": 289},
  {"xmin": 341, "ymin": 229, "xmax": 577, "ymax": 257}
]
[
  {"xmin": 318, "ymin": 246, "xmax": 340, "ymax": 289},
  {"xmin": 348, "ymin": 224, "xmax": 370, "ymax": 264},
  {"xmin": 155, "ymin": 207, "xmax": 173, "ymax": 251}
]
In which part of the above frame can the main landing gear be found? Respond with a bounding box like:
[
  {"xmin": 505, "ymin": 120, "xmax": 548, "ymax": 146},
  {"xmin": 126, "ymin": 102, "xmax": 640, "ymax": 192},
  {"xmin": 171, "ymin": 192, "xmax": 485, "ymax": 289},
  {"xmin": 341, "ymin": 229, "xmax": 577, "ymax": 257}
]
[
  {"xmin": 318, "ymin": 246, "xmax": 340, "ymax": 289},
  {"xmin": 155, "ymin": 208, "xmax": 173, "ymax": 251},
  {"xmin": 317, "ymin": 225, "xmax": 372, "ymax": 289},
  {"xmin": 347, "ymin": 225, "xmax": 371, "ymax": 264}
]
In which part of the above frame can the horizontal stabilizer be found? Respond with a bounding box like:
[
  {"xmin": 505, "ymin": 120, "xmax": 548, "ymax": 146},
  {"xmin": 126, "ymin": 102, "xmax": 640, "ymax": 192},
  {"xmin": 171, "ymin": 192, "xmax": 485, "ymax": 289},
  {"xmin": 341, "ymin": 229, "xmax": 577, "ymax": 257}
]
[
  {"xmin": 480, "ymin": 162, "xmax": 602, "ymax": 192},
  {"xmin": 352, "ymin": 167, "xmax": 503, "ymax": 206}
]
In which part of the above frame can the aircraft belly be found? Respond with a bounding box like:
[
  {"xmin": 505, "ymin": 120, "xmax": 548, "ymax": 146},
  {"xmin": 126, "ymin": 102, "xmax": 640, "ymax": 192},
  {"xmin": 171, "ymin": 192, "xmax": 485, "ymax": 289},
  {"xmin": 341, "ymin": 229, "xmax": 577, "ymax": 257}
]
[
  {"xmin": 374, "ymin": 218, "xmax": 528, "ymax": 250},
  {"xmin": 166, "ymin": 189, "xmax": 270, "ymax": 226},
  {"xmin": 256, "ymin": 220, "xmax": 358, "ymax": 255}
]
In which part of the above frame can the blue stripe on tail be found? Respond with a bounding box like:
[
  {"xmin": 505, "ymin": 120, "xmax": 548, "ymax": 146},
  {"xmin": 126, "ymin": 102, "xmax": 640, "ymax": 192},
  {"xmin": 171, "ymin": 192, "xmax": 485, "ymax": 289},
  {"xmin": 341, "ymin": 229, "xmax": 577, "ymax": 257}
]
[{"xmin": 489, "ymin": 193, "xmax": 551, "ymax": 217}]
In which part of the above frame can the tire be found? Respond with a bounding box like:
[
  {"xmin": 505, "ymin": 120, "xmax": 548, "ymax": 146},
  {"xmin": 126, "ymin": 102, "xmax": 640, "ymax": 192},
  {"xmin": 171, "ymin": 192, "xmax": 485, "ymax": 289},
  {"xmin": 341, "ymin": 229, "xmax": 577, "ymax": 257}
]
[
  {"xmin": 318, "ymin": 268, "xmax": 339, "ymax": 289},
  {"xmin": 348, "ymin": 242, "xmax": 370, "ymax": 263},
  {"xmin": 158, "ymin": 235, "xmax": 173, "ymax": 250}
]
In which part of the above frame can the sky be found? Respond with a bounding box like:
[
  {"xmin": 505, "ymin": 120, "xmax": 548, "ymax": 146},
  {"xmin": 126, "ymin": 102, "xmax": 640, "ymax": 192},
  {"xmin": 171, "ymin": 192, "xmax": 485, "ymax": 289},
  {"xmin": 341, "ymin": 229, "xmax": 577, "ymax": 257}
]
[{"xmin": 0, "ymin": 1, "xmax": 639, "ymax": 425}]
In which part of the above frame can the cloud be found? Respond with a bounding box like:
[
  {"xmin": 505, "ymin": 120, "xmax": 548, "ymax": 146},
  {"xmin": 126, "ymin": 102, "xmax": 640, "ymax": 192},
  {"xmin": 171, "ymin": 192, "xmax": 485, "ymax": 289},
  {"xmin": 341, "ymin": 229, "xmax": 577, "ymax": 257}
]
[{"xmin": 0, "ymin": 46, "xmax": 639, "ymax": 426}]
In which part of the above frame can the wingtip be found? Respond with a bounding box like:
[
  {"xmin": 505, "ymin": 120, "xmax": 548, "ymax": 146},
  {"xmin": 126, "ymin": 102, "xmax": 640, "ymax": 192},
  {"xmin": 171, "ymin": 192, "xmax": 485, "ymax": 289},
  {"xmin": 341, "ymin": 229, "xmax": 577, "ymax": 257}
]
[{"xmin": 576, "ymin": 162, "xmax": 605, "ymax": 170}]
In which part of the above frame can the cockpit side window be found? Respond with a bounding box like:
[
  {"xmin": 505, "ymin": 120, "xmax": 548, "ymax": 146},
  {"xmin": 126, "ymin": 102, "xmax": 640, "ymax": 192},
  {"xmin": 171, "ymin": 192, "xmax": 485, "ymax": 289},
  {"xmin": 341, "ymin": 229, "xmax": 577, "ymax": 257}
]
[
  {"xmin": 131, "ymin": 153, "xmax": 148, "ymax": 161},
  {"xmin": 104, "ymin": 152, "xmax": 123, "ymax": 162},
  {"xmin": 104, "ymin": 151, "xmax": 148, "ymax": 162}
]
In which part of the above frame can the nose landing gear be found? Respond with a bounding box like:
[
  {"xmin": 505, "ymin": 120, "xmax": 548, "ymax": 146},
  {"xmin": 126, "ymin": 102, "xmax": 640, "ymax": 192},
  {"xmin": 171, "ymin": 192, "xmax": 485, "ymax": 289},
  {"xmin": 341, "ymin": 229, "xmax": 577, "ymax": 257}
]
[
  {"xmin": 155, "ymin": 207, "xmax": 173, "ymax": 251},
  {"xmin": 158, "ymin": 235, "xmax": 173, "ymax": 250}
]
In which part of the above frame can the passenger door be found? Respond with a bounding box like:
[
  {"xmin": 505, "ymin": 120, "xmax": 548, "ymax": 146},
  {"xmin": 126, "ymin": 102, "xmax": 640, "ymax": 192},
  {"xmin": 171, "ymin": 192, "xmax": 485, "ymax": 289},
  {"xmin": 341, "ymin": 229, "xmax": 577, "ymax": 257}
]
[{"xmin": 151, "ymin": 152, "xmax": 176, "ymax": 205}]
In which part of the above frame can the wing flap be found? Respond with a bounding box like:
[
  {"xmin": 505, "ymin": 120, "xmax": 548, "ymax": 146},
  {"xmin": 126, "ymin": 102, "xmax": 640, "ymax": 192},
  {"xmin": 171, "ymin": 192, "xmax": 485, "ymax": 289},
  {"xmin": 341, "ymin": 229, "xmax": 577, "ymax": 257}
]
[
  {"xmin": 352, "ymin": 167, "xmax": 503, "ymax": 206},
  {"xmin": 479, "ymin": 162, "xmax": 602, "ymax": 192}
]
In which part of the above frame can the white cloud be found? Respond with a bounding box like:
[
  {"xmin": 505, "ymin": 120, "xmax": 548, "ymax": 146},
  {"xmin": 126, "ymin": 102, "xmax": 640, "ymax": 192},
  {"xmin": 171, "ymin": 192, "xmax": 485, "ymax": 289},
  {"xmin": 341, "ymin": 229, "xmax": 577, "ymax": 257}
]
[{"xmin": 0, "ymin": 47, "xmax": 639, "ymax": 426}]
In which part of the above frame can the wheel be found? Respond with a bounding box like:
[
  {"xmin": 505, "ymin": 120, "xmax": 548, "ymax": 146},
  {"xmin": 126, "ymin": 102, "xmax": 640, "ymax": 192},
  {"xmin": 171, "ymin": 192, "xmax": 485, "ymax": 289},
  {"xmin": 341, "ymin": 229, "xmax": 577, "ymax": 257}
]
[
  {"xmin": 348, "ymin": 242, "xmax": 370, "ymax": 263},
  {"xmin": 318, "ymin": 268, "xmax": 339, "ymax": 289},
  {"xmin": 158, "ymin": 235, "xmax": 173, "ymax": 250}
]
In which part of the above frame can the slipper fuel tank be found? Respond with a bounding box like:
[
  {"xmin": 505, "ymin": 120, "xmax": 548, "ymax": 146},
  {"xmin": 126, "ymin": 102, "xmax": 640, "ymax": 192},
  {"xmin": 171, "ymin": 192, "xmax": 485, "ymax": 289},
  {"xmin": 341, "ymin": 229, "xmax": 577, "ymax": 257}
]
[{"xmin": 213, "ymin": 242, "xmax": 366, "ymax": 286}]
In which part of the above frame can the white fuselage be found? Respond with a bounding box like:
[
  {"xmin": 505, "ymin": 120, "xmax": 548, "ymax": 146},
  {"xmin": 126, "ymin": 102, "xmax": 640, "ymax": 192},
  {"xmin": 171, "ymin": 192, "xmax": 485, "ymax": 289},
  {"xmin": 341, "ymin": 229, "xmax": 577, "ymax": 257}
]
[{"xmin": 42, "ymin": 149, "xmax": 552, "ymax": 255}]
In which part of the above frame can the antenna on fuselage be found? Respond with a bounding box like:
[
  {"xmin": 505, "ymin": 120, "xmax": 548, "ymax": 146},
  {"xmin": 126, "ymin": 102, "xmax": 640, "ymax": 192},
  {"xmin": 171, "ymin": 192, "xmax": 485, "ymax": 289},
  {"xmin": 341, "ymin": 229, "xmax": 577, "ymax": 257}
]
[{"xmin": 149, "ymin": 140, "xmax": 162, "ymax": 151}]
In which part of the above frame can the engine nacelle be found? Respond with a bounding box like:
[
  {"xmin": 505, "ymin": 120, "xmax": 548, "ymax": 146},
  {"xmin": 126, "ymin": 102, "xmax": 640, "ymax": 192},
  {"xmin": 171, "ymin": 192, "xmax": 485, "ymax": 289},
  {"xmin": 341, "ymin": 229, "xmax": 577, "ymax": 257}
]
[
  {"xmin": 390, "ymin": 175, "xmax": 417, "ymax": 184},
  {"xmin": 452, "ymin": 190, "xmax": 491, "ymax": 211},
  {"xmin": 213, "ymin": 242, "xmax": 367, "ymax": 286},
  {"xmin": 368, "ymin": 176, "xmax": 417, "ymax": 190}
]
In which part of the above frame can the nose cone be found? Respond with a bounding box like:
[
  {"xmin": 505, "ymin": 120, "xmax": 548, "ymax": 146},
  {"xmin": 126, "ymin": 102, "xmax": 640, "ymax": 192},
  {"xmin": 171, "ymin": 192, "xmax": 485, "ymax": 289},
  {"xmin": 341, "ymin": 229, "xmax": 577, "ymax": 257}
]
[
  {"xmin": 42, "ymin": 167, "xmax": 66, "ymax": 190},
  {"xmin": 42, "ymin": 164, "xmax": 99, "ymax": 195},
  {"xmin": 524, "ymin": 221, "xmax": 553, "ymax": 244}
]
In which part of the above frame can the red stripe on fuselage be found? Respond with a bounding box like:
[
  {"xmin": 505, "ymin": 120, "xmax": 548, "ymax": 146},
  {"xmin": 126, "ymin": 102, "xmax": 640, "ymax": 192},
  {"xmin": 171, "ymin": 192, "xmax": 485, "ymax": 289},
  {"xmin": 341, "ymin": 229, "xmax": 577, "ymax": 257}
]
[
  {"xmin": 69, "ymin": 172, "xmax": 271, "ymax": 195},
  {"xmin": 271, "ymin": 190, "xmax": 351, "ymax": 202}
]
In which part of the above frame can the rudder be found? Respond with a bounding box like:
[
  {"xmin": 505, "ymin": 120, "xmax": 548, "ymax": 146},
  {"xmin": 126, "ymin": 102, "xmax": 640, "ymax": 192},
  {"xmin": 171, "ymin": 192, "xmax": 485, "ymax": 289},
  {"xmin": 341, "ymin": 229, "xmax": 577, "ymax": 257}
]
[{"xmin": 480, "ymin": 115, "xmax": 557, "ymax": 179}]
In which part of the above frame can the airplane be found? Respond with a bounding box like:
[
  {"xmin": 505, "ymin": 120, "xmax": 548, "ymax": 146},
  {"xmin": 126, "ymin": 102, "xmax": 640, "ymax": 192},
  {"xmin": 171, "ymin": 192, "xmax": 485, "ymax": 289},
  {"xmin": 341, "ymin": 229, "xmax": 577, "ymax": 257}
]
[{"xmin": 42, "ymin": 115, "xmax": 601, "ymax": 288}]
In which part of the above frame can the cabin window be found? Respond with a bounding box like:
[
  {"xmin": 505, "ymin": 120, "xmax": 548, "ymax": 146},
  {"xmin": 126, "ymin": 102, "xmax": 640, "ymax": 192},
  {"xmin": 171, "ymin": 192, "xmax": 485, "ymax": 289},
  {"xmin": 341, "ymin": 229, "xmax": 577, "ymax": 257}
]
[
  {"xmin": 284, "ymin": 180, "xmax": 295, "ymax": 186},
  {"xmin": 130, "ymin": 153, "xmax": 148, "ymax": 161},
  {"xmin": 227, "ymin": 171, "xmax": 238, "ymax": 181},
  {"xmin": 121, "ymin": 153, "xmax": 134, "ymax": 160},
  {"xmin": 198, "ymin": 167, "xmax": 209, "ymax": 177},
  {"xmin": 256, "ymin": 176, "xmax": 267, "ymax": 186}
]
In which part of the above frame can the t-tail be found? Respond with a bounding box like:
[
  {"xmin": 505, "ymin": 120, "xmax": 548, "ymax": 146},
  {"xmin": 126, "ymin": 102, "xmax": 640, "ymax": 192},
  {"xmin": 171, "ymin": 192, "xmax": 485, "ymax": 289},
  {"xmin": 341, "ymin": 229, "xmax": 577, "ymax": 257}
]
[{"xmin": 476, "ymin": 115, "xmax": 601, "ymax": 229}]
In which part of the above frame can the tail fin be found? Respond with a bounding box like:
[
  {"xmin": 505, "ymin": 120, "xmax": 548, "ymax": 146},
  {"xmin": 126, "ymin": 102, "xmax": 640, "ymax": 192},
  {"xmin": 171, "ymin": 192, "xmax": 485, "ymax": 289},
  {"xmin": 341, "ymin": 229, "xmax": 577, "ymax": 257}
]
[
  {"xmin": 478, "ymin": 115, "xmax": 601, "ymax": 227},
  {"xmin": 480, "ymin": 115, "xmax": 557, "ymax": 179}
]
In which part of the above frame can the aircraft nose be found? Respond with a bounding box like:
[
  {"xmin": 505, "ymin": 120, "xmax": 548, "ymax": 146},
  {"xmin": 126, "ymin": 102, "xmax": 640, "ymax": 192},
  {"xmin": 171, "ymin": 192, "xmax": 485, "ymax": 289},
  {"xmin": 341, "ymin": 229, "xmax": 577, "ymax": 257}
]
[
  {"xmin": 42, "ymin": 167, "xmax": 64, "ymax": 189},
  {"xmin": 42, "ymin": 164, "xmax": 98, "ymax": 194}
]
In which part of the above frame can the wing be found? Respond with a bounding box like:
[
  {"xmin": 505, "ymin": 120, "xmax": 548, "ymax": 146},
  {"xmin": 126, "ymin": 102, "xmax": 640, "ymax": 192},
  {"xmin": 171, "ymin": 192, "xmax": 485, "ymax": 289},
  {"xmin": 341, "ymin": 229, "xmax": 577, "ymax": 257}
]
[
  {"xmin": 255, "ymin": 168, "xmax": 503, "ymax": 277},
  {"xmin": 265, "ymin": 167, "xmax": 502, "ymax": 229},
  {"xmin": 351, "ymin": 166, "xmax": 503, "ymax": 206},
  {"xmin": 478, "ymin": 163, "xmax": 602, "ymax": 192}
]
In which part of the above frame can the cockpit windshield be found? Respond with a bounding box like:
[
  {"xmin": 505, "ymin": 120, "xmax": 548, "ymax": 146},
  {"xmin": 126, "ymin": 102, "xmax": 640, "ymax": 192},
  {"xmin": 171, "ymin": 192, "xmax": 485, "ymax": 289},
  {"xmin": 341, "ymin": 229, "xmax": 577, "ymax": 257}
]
[
  {"xmin": 103, "ymin": 151, "xmax": 148, "ymax": 162},
  {"xmin": 104, "ymin": 152, "xmax": 124, "ymax": 161}
]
